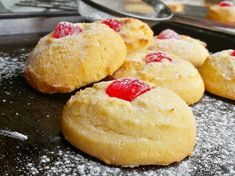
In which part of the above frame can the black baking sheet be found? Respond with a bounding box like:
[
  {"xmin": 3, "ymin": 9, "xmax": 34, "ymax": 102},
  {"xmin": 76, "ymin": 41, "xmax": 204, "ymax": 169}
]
[{"xmin": 0, "ymin": 18, "xmax": 235, "ymax": 175}]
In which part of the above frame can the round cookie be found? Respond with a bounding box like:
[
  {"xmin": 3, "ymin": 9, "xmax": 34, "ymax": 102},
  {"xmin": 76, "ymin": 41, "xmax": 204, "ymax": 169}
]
[
  {"xmin": 24, "ymin": 22, "xmax": 127, "ymax": 94},
  {"xmin": 199, "ymin": 49, "xmax": 235, "ymax": 100},
  {"xmin": 207, "ymin": 1, "xmax": 235, "ymax": 26},
  {"xmin": 61, "ymin": 78, "xmax": 196, "ymax": 166},
  {"xmin": 113, "ymin": 50, "xmax": 205, "ymax": 105},
  {"xmin": 98, "ymin": 18, "xmax": 154, "ymax": 54},
  {"xmin": 148, "ymin": 29, "xmax": 209, "ymax": 67}
]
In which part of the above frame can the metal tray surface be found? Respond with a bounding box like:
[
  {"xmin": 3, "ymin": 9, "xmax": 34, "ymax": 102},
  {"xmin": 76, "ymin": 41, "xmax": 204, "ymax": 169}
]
[{"xmin": 0, "ymin": 21, "xmax": 235, "ymax": 176}]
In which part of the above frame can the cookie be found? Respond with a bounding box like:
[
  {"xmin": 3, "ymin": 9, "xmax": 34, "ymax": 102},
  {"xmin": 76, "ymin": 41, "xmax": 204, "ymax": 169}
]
[
  {"xmin": 199, "ymin": 49, "xmax": 235, "ymax": 100},
  {"xmin": 61, "ymin": 78, "xmax": 196, "ymax": 166},
  {"xmin": 166, "ymin": 1, "xmax": 184, "ymax": 13},
  {"xmin": 125, "ymin": 0, "xmax": 155, "ymax": 14},
  {"xmin": 98, "ymin": 18, "xmax": 154, "ymax": 54},
  {"xmin": 113, "ymin": 50, "xmax": 205, "ymax": 105},
  {"xmin": 207, "ymin": 1, "xmax": 235, "ymax": 26},
  {"xmin": 148, "ymin": 29, "xmax": 209, "ymax": 67},
  {"xmin": 24, "ymin": 22, "xmax": 127, "ymax": 94}
]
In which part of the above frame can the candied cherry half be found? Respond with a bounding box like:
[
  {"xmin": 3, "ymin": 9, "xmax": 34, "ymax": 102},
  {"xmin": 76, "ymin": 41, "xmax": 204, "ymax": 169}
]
[
  {"xmin": 144, "ymin": 52, "xmax": 173, "ymax": 64},
  {"xmin": 230, "ymin": 50, "xmax": 235, "ymax": 56},
  {"xmin": 219, "ymin": 1, "xmax": 233, "ymax": 7},
  {"xmin": 157, "ymin": 29, "xmax": 181, "ymax": 40},
  {"xmin": 52, "ymin": 22, "xmax": 83, "ymax": 39},
  {"xmin": 101, "ymin": 19, "xmax": 122, "ymax": 32},
  {"xmin": 106, "ymin": 78, "xmax": 151, "ymax": 102}
]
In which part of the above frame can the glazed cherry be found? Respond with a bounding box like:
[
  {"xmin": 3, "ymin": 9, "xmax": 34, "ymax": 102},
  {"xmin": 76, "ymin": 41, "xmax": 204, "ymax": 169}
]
[
  {"xmin": 219, "ymin": 1, "xmax": 233, "ymax": 7},
  {"xmin": 144, "ymin": 52, "xmax": 173, "ymax": 63},
  {"xmin": 52, "ymin": 22, "xmax": 83, "ymax": 38},
  {"xmin": 230, "ymin": 50, "xmax": 235, "ymax": 56},
  {"xmin": 106, "ymin": 78, "xmax": 151, "ymax": 102},
  {"xmin": 157, "ymin": 29, "xmax": 181, "ymax": 40},
  {"xmin": 101, "ymin": 19, "xmax": 122, "ymax": 32}
]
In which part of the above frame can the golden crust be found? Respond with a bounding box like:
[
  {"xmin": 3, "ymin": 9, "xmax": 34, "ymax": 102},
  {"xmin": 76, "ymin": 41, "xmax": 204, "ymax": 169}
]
[
  {"xmin": 113, "ymin": 50, "xmax": 205, "ymax": 105},
  {"xmin": 98, "ymin": 18, "xmax": 154, "ymax": 54},
  {"xmin": 207, "ymin": 5, "xmax": 235, "ymax": 26},
  {"xmin": 24, "ymin": 23, "xmax": 127, "ymax": 94},
  {"xmin": 199, "ymin": 50, "xmax": 235, "ymax": 100},
  {"xmin": 61, "ymin": 80, "xmax": 196, "ymax": 166},
  {"xmin": 148, "ymin": 35, "xmax": 209, "ymax": 67}
]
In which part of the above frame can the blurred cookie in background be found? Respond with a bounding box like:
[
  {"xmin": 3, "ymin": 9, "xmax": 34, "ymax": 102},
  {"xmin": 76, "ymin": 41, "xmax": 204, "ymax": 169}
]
[
  {"xmin": 125, "ymin": 0, "xmax": 184, "ymax": 13},
  {"xmin": 163, "ymin": 1, "xmax": 185, "ymax": 13},
  {"xmin": 207, "ymin": 1, "xmax": 235, "ymax": 26},
  {"xmin": 125, "ymin": 0, "xmax": 155, "ymax": 14}
]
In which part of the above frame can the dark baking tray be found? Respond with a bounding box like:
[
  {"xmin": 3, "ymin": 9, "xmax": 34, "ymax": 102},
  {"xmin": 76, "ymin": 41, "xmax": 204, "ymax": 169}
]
[{"xmin": 0, "ymin": 16, "xmax": 235, "ymax": 176}]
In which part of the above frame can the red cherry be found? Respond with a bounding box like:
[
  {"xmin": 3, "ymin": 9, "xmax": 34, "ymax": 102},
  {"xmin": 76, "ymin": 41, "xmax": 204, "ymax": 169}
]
[
  {"xmin": 144, "ymin": 52, "xmax": 172, "ymax": 63},
  {"xmin": 101, "ymin": 19, "xmax": 122, "ymax": 32},
  {"xmin": 230, "ymin": 50, "xmax": 235, "ymax": 56},
  {"xmin": 52, "ymin": 22, "xmax": 83, "ymax": 38},
  {"xmin": 219, "ymin": 1, "xmax": 233, "ymax": 7},
  {"xmin": 106, "ymin": 78, "xmax": 151, "ymax": 102},
  {"xmin": 157, "ymin": 29, "xmax": 181, "ymax": 40}
]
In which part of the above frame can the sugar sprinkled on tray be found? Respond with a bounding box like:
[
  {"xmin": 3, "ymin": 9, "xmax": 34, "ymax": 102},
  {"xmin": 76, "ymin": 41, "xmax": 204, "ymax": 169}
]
[
  {"xmin": 11, "ymin": 95, "xmax": 233, "ymax": 176},
  {"xmin": 0, "ymin": 44, "xmax": 234, "ymax": 175},
  {"xmin": 0, "ymin": 51, "xmax": 27, "ymax": 82}
]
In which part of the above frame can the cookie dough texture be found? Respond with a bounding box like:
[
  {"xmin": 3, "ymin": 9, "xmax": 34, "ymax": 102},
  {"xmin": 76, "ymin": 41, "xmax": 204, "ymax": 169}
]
[
  {"xmin": 199, "ymin": 50, "xmax": 235, "ymax": 100},
  {"xmin": 113, "ymin": 50, "xmax": 205, "ymax": 105},
  {"xmin": 61, "ymin": 81, "xmax": 196, "ymax": 166},
  {"xmin": 207, "ymin": 5, "xmax": 235, "ymax": 26},
  {"xmin": 148, "ymin": 35, "xmax": 209, "ymax": 67},
  {"xmin": 24, "ymin": 23, "xmax": 127, "ymax": 94}
]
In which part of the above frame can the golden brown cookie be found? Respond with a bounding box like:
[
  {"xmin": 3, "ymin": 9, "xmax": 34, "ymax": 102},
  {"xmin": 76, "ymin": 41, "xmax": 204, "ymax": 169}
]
[
  {"xmin": 113, "ymin": 50, "xmax": 205, "ymax": 105},
  {"xmin": 98, "ymin": 18, "xmax": 154, "ymax": 54},
  {"xmin": 24, "ymin": 22, "xmax": 127, "ymax": 94},
  {"xmin": 207, "ymin": 1, "xmax": 235, "ymax": 26},
  {"xmin": 148, "ymin": 29, "xmax": 209, "ymax": 67},
  {"xmin": 61, "ymin": 78, "xmax": 196, "ymax": 166},
  {"xmin": 199, "ymin": 49, "xmax": 235, "ymax": 100}
]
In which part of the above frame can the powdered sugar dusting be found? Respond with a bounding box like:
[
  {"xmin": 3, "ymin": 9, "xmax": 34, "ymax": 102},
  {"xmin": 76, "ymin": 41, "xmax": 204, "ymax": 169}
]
[
  {"xmin": 0, "ymin": 50, "xmax": 27, "ymax": 82},
  {"xmin": 150, "ymin": 38, "xmax": 194, "ymax": 55},
  {"xmin": 210, "ymin": 49, "xmax": 235, "ymax": 80},
  {"xmin": 16, "ymin": 95, "xmax": 234, "ymax": 175},
  {"xmin": 0, "ymin": 47, "xmax": 234, "ymax": 175}
]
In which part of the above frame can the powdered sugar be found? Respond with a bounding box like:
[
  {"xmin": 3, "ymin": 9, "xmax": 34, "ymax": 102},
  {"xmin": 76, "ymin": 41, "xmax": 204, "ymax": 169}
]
[
  {"xmin": 0, "ymin": 50, "xmax": 27, "ymax": 82},
  {"xmin": 210, "ymin": 49, "xmax": 235, "ymax": 80},
  {"xmin": 150, "ymin": 38, "xmax": 195, "ymax": 54},
  {"xmin": 15, "ymin": 95, "xmax": 234, "ymax": 175},
  {"xmin": 0, "ymin": 45, "xmax": 234, "ymax": 175}
]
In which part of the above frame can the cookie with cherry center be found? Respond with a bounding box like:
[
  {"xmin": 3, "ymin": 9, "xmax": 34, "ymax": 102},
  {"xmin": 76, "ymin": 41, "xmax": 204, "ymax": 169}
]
[
  {"xmin": 61, "ymin": 78, "xmax": 196, "ymax": 166},
  {"xmin": 207, "ymin": 1, "xmax": 235, "ymax": 26},
  {"xmin": 112, "ymin": 50, "xmax": 205, "ymax": 105},
  {"xmin": 148, "ymin": 29, "xmax": 209, "ymax": 67},
  {"xmin": 24, "ymin": 21, "xmax": 127, "ymax": 94},
  {"xmin": 97, "ymin": 18, "xmax": 154, "ymax": 54}
]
